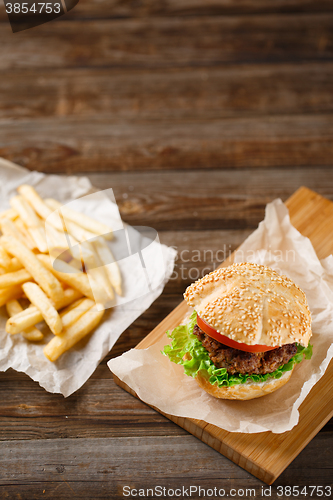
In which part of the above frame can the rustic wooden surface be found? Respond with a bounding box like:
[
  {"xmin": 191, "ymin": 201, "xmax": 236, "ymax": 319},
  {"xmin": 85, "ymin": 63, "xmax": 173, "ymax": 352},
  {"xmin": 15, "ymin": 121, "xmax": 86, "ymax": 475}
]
[
  {"xmin": 0, "ymin": 0, "xmax": 333, "ymax": 498},
  {"xmin": 114, "ymin": 187, "xmax": 333, "ymax": 485}
]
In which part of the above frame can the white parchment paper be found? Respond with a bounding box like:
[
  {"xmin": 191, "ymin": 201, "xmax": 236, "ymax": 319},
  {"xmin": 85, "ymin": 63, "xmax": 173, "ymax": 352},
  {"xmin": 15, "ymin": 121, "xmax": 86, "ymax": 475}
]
[
  {"xmin": 0, "ymin": 158, "xmax": 177, "ymax": 397},
  {"xmin": 109, "ymin": 199, "xmax": 333, "ymax": 433}
]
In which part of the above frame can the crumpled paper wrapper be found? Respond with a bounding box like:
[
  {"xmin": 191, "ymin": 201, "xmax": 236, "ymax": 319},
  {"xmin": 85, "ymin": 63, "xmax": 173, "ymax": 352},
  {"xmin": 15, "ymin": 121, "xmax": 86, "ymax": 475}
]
[
  {"xmin": 0, "ymin": 158, "xmax": 177, "ymax": 397},
  {"xmin": 109, "ymin": 199, "xmax": 333, "ymax": 433}
]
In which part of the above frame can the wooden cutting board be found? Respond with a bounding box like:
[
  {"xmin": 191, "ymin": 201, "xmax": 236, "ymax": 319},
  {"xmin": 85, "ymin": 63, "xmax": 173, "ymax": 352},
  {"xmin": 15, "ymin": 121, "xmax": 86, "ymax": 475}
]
[{"xmin": 113, "ymin": 186, "xmax": 333, "ymax": 485}]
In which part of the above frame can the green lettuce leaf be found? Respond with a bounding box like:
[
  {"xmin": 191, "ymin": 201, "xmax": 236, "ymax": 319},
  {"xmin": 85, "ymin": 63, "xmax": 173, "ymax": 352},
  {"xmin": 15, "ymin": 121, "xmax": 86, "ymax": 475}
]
[{"xmin": 162, "ymin": 311, "xmax": 313, "ymax": 387}]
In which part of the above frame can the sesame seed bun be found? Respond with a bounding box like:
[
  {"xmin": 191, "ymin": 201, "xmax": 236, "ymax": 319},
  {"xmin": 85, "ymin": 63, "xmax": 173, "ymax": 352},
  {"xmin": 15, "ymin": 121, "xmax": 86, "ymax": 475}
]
[
  {"xmin": 195, "ymin": 366, "xmax": 294, "ymax": 400},
  {"xmin": 184, "ymin": 262, "xmax": 312, "ymax": 348}
]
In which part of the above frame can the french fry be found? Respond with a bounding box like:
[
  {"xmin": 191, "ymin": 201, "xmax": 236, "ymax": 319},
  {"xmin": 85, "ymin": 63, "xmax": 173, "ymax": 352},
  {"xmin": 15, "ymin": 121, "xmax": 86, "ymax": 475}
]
[
  {"xmin": 6, "ymin": 300, "xmax": 43, "ymax": 341},
  {"xmin": 22, "ymin": 282, "xmax": 63, "ymax": 335},
  {"xmin": 17, "ymin": 184, "xmax": 52, "ymax": 221},
  {"xmin": 10, "ymin": 196, "xmax": 47, "ymax": 251},
  {"xmin": 40, "ymin": 203, "xmax": 64, "ymax": 232},
  {"xmin": 43, "ymin": 305, "xmax": 104, "ymax": 362},
  {"xmin": 63, "ymin": 219, "xmax": 98, "ymax": 243},
  {"xmin": 6, "ymin": 287, "xmax": 83, "ymax": 335},
  {"xmin": 44, "ymin": 198, "xmax": 62, "ymax": 211},
  {"xmin": 0, "ymin": 208, "xmax": 18, "ymax": 222},
  {"xmin": 45, "ymin": 198, "xmax": 99, "ymax": 242},
  {"xmin": 18, "ymin": 187, "xmax": 80, "ymax": 249},
  {"xmin": 0, "ymin": 259, "xmax": 21, "ymax": 274},
  {"xmin": 44, "ymin": 198, "xmax": 113, "ymax": 239},
  {"xmin": 2, "ymin": 184, "xmax": 118, "ymax": 361},
  {"xmin": 6, "ymin": 305, "xmax": 41, "ymax": 334},
  {"xmin": 54, "ymin": 287, "xmax": 83, "ymax": 309},
  {"xmin": 43, "ymin": 198, "xmax": 96, "ymax": 241},
  {"xmin": 45, "ymin": 223, "xmax": 78, "ymax": 251},
  {"xmin": 37, "ymin": 253, "xmax": 95, "ymax": 300},
  {"xmin": 59, "ymin": 297, "xmax": 85, "ymax": 314},
  {"xmin": 1, "ymin": 235, "xmax": 64, "ymax": 303},
  {"xmin": 14, "ymin": 218, "xmax": 37, "ymax": 250},
  {"xmin": 81, "ymin": 242, "xmax": 114, "ymax": 302},
  {"xmin": 10, "ymin": 195, "xmax": 39, "ymax": 229},
  {"xmin": 60, "ymin": 298, "xmax": 95, "ymax": 329},
  {"xmin": 0, "ymin": 245, "xmax": 12, "ymax": 269},
  {"xmin": 10, "ymin": 195, "xmax": 48, "ymax": 253},
  {"xmin": 6, "ymin": 258, "xmax": 23, "ymax": 273},
  {"xmin": 68, "ymin": 258, "xmax": 83, "ymax": 271},
  {"xmin": 0, "ymin": 217, "xmax": 34, "ymax": 250},
  {"xmin": 0, "ymin": 285, "xmax": 23, "ymax": 308},
  {"xmin": 93, "ymin": 237, "xmax": 122, "ymax": 296},
  {"xmin": 0, "ymin": 268, "xmax": 31, "ymax": 289},
  {"xmin": 28, "ymin": 227, "xmax": 48, "ymax": 254}
]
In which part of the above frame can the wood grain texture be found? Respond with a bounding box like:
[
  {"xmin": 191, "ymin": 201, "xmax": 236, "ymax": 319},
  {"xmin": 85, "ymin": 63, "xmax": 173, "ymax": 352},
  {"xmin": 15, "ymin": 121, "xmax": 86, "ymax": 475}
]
[
  {"xmin": 1, "ymin": 0, "xmax": 333, "ymax": 492},
  {"xmin": 58, "ymin": 0, "xmax": 333, "ymax": 17},
  {"xmin": 0, "ymin": 433, "xmax": 331, "ymax": 497},
  {"xmin": 1, "ymin": 14, "xmax": 333, "ymax": 71},
  {"xmin": 0, "ymin": 185, "xmax": 332, "ymax": 493},
  {"xmin": 1, "ymin": 63, "xmax": 333, "ymax": 120},
  {"xmin": 113, "ymin": 187, "xmax": 333, "ymax": 485},
  {"xmin": 1, "ymin": 0, "xmax": 333, "ymax": 22},
  {"xmin": 0, "ymin": 11, "xmax": 332, "ymax": 174},
  {"xmin": 0, "ymin": 375, "xmax": 187, "ymax": 440},
  {"xmin": 87, "ymin": 168, "xmax": 333, "ymax": 230},
  {"xmin": 2, "ymin": 116, "xmax": 333, "ymax": 173}
]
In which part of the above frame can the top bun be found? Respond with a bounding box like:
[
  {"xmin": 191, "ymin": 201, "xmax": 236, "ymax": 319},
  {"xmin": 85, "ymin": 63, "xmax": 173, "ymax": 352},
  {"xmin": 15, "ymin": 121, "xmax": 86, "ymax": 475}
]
[{"xmin": 184, "ymin": 262, "xmax": 312, "ymax": 347}]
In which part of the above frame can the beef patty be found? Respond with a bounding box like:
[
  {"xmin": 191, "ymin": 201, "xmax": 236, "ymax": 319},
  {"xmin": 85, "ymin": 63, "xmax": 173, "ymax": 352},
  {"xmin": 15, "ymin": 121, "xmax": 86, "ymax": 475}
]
[{"xmin": 193, "ymin": 324, "xmax": 297, "ymax": 375}]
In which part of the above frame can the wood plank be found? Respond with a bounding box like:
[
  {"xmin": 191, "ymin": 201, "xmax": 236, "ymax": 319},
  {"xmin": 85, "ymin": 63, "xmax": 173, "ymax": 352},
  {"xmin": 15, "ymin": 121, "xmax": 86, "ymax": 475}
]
[
  {"xmin": 1, "ymin": 63, "xmax": 333, "ymax": 120},
  {"xmin": 2, "ymin": 116, "xmax": 333, "ymax": 174},
  {"xmin": 0, "ymin": 370, "xmax": 330, "ymax": 442},
  {"xmin": 0, "ymin": 378, "xmax": 146, "ymax": 419},
  {"xmin": 0, "ymin": 14, "xmax": 333, "ymax": 71},
  {"xmin": 113, "ymin": 187, "xmax": 333, "ymax": 484},
  {"xmin": 0, "ymin": 436, "xmax": 255, "ymax": 484},
  {"xmin": 0, "ymin": 375, "xmax": 186, "ymax": 440},
  {"xmin": 86, "ymin": 168, "xmax": 333, "ymax": 230},
  {"xmin": 158, "ymin": 229, "xmax": 253, "ymax": 288},
  {"xmin": 2, "ymin": 0, "xmax": 333, "ymax": 22},
  {"xmin": 0, "ymin": 370, "xmax": 330, "ymax": 441},
  {"xmin": 0, "ymin": 415, "xmax": 187, "ymax": 441},
  {"xmin": 56, "ymin": 0, "xmax": 333, "ymax": 17},
  {"xmin": 0, "ymin": 434, "xmax": 331, "ymax": 485},
  {"xmin": 0, "ymin": 192, "xmax": 331, "ymax": 493},
  {"xmin": 0, "ymin": 433, "xmax": 331, "ymax": 500}
]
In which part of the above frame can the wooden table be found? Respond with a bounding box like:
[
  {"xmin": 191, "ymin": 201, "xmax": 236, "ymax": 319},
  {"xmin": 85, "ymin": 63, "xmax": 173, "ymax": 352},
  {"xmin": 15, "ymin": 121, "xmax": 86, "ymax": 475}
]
[{"xmin": 0, "ymin": 0, "xmax": 333, "ymax": 498}]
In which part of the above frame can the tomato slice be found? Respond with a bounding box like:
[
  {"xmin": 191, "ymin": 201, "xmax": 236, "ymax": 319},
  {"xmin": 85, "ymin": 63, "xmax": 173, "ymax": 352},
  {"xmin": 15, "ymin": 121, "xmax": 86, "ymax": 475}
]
[{"xmin": 196, "ymin": 315, "xmax": 276, "ymax": 353}]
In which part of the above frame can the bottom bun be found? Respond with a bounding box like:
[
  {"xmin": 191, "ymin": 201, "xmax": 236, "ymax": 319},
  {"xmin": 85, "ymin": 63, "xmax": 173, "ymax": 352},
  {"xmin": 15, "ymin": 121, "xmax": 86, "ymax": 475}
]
[{"xmin": 195, "ymin": 368, "xmax": 294, "ymax": 400}]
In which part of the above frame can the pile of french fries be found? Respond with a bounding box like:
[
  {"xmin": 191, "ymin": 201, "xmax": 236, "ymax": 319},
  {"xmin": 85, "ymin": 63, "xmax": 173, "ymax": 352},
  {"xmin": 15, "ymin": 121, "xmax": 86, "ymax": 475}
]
[{"xmin": 0, "ymin": 185, "xmax": 122, "ymax": 362}]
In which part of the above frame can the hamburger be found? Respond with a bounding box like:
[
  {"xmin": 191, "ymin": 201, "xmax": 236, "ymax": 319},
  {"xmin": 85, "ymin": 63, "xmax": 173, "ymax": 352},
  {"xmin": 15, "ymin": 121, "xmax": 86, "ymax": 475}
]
[{"xmin": 163, "ymin": 262, "xmax": 312, "ymax": 400}]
